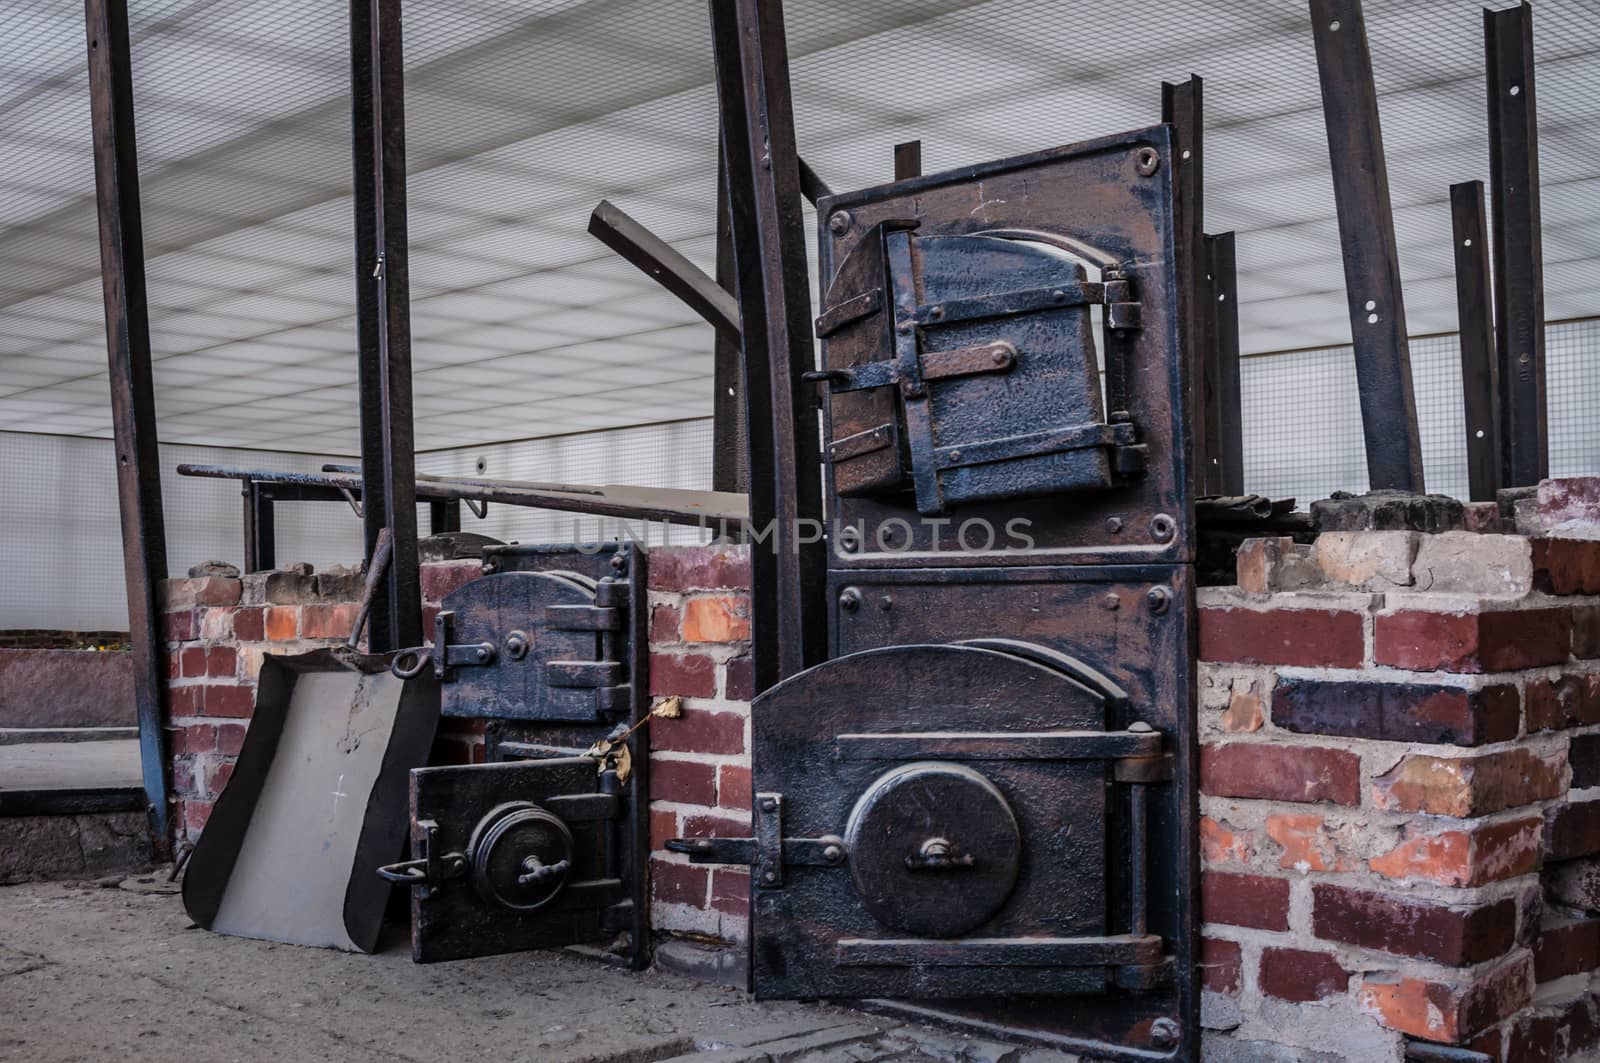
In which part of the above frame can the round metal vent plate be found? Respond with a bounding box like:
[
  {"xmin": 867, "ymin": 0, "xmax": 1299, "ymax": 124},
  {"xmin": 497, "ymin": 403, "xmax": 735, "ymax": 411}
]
[
  {"xmin": 468, "ymin": 801, "xmax": 575, "ymax": 912},
  {"xmin": 843, "ymin": 762, "xmax": 1021, "ymax": 937}
]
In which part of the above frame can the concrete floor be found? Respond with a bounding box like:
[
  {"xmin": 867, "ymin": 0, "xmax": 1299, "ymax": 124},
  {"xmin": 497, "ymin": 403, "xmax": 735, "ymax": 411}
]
[{"xmin": 0, "ymin": 875, "xmax": 1080, "ymax": 1063}]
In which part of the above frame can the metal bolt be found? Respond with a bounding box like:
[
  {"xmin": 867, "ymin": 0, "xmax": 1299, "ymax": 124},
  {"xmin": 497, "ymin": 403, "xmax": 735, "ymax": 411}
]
[
  {"xmin": 948, "ymin": 450, "xmax": 961, "ymax": 462},
  {"xmin": 759, "ymin": 797, "xmax": 777, "ymax": 813},
  {"xmin": 897, "ymin": 321, "xmax": 912, "ymax": 335},
  {"xmin": 828, "ymin": 210, "xmax": 851, "ymax": 235},
  {"xmin": 763, "ymin": 870, "xmax": 777, "ymax": 883},
  {"xmin": 991, "ymin": 346, "xmax": 1009, "ymax": 365},
  {"xmin": 1051, "ymin": 289, "xmax": 1067, "ymax": 301},
  {"xmin": 482, "ymin": 559, "xmax": 499, "ymax": 573},
  {"xmin": 839, "ymin": 587, "xmax": 861, "ymax": 612},
  {"xmin": 1135, "ymin": 147, "xmax": 1161, "ymax": 176},
  {"xmin": 1147, "ymin": 586, "xmax": 1172, "ymax": 614},
  {"xmin": 1149, "ymin": 1017, "xmax": 1180, "ymax": 1050},
  {"xmin": 1149, "ymin": 513, "xmax": 1176, "ymax": 542},
  {"xmin": 1105, "ymin": 516, "xmax": 1124, "ymax": 534},
  {"xmin": 1102, "ymin": 593, "xmax": 1120, "ymax": 611},
  {"xmin": 1127, "ymin": 721, "xmax": 1155, "ymax": 733},
  {"xmin": 930, "ymin": 306, "xmax": 945, "ymax": 320},
  {"xmin": 823, "ymin": 844, "xmax": 843, "ymax": 863},
  {"xmin": 878, "ymin": 594, "xmax": 892, "ymax": 611},
  {"xmin": 609, "ymin": 553, "xmax": 626, "ymax": 572},
  {"xmin": 838, "ymin": 526, "xmax": 860, "ymax": 552}
]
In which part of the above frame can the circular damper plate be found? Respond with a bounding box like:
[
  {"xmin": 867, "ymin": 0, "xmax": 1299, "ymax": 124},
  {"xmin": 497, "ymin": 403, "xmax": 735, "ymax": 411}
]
[
  {"xmin": 468, "ymin": 801, "xmax": 575, "ymax": 912},
  {"xmin": 843, "ymin": 762, "xmax": 1021, "ymax": 938}
]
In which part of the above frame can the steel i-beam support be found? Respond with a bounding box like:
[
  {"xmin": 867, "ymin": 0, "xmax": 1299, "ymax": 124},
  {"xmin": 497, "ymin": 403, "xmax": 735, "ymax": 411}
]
[
  {"xmin": 350, "ymin": 0, "xmax": 421, "ymax": 651},
  {"xmin": 1450, "ymin": 180, "xmax": 1501, "ymax": 502},
  {"xmin": 1310, "ymin": 0, "xmax": 1426, "ymax": 493},
  {"xmin": 710, "ymin": 0, "xmax": 827, "ymax": 692},
  {"xmin": 1485, "ymin": 1, "xmax": 1547, "ymax": 487},
  {"xmin": 1207, "ymin": 232, "xmax": 1244, "ymax": 496},
  {"xmin": 712, "ymin": 144, "xmax": 749, "ymax": 493},
  {"xmin": 85, "ymin": 0, "xmax": 170, "ymax": 849},
  {"xmin": 1162, "ymin": 77, "xmax": 1215, "ymax": 497}
]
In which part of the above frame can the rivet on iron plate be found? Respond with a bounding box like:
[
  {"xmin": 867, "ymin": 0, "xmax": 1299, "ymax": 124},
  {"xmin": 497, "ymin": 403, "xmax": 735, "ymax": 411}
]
[
  {"xmin": 763, "ymin": 871, "xmax": 777, "ymax": 883},
  {"xmin": 1147, "ymin": 586, "xmax": 1172, "ymax": 614},
  {"xmin": 760, "ymin": 797, "xmax": 777, "ymax": 813},
  {"xmin": 1150, "ymin": 1017, "xmax": 1180, "ymax": 1049},
  {"xmin": 1149, "ymin": 513, "xmax": 1176, "ymax": 541},
  {"xmin": 823, "ymin": 844, "xmax": 843, "ymax": 863},
  {"xmin": 1128, "ymin": 721, "xmax": 1155, "ymax": 733},
  {"xmin": 878, "ymin": 594, "xmax": 892, "ymax": 611},
  {"xmin": 1135, "ymin": 146, "xmax": 1160, "ymax": 176},
  {"xmin": 1105, "ymin": 516, "xmax": 1124, "ymax": 534},
  {"xmin": 1102, "ymin": 593, "xmax": 1120, "ymax": 612},
  {"xmin": 839, "ymin": 588, "xmax": 861, "ymax": 612},
  {"xmin": 838, "ymin": 526, "xmax": 859, "ymax": 552},
  {"xmin": 828, "ymin": 210, "xmax": 851, "ymax": 234},
  {"xmin": 991, "ymin": 345, "xmax": 1009, "ymax": 365},
  {"xmin": 930, "ymin": 306, "xmax": 945, "ymax": 320}
]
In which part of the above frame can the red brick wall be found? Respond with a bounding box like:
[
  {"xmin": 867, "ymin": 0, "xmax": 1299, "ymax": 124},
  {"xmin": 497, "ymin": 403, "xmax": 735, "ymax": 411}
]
[{"xmin": 1199, "ymin": 519, "xmax": 1600, "ymax": 1060}]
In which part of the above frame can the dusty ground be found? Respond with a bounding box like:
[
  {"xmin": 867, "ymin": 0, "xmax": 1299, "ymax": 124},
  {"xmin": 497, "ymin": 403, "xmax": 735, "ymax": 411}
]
[{"xmin": 0, "ymin": 874, "xmax": 1078, "ymax": 1062}]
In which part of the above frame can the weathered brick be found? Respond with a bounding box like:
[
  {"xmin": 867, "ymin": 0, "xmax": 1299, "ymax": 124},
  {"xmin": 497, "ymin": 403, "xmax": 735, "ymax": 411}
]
[
  {"xmin": 649, "ymin": 808, "xmax": 678, "ymax": 851},
  {"xmin": 163, "ymin": 609, "xmax": 196, "ymax": 641},
  {"xmin": 203, "ymin": 684, "xmax": 255, "ymax": 718},
  {"xmin": 1312, "ymin": 884, "xmax": 1515, "ymax": 965},
  {"xmin": 1201, "ymin": 937, "xmax": 1242, "ymax": 995},
  {"xmin": 649, "ymin": 759, "xmax": 716, "ymax": 807},
  {"xmin": 650, "ymin": 858, "xmax": 708, "ymax": 908},
  {"xmin": 1235, "ymin": 537, "xmax": 1319, "ymax": 593},
  {"xmin": 1410, "ymin": 532, "xmax": 1534, "ymax": 597},
  {"xmin": 1272, "ymin": 677, "xmax": 1519, "ymax": 746},
  {"xmin": 207, "ymin": 760, "xmax": 235, "ymax": 797},
  {"xmin": 231, "ymin": 606, "xmax": 265, "ymax": 642},
  {"xmin": 1201, "ymin": 816, "xmax": 1255, "ymax": 866},
  {"xmin": 164, "ymin": 650, "xmax": 181, "ymax": 680},
  {"xmin": 1357, "ymin": 954, "xmax": 1532, "ymax": 1043},
  {"xmin": 216, "ymin": 723, "xmax": 247, "ymax": 757},
  {"xmin": 711, "ymin": 868, "xmax": 749, "ymax": 917},
  {"xmin": 1375, "ymin": 607, "xmax": 1571, "ymax": 673},
  {"xmin": 1221, "ymin": 684, "xmax": 1264, "ymax": 733},
  {"xmin": 1313, "ymin": 531, "xmax": 1416, "ymax": 590},
  {"xmin": 716, "ymin": 764, "xmax": 751, "ymax": 810},
  {"xmin": 180, "ymin": 645, "xmax": 206, "ymax": 678},
  {"xmin": 264, "ymin": 605, "xmax": 297, "ymax": 641},
  {"xmin": 651, "ymin": 708, "xmax": 745, "ymax": 756},
  {"xmin": 1201, "ymin": 743, "xmax": 1360, "ymax": 805},
  {"xmin": 649, "ymin": 653, "xmax": 717, "ymax": 698},
  {"xmin": 1462, "ymin": 501, "xmax": 1508, "ymax": 533},
  {"xmin": 649, "ymin": 603, "xmax": 681, "ymax": 644},
  {"xmin": 420, "ymin": 561, "xmax": 480, "ymax": 604},
  {"xmin": 1368, "ymin": 816, "xmax": 1542, "ymax": 887},
  {"xmin": 171, "ymin": 759, "xmax": 195, "ymax": 795},
  {"xmin": 1258, "ymin": 947, "xmax": 1349, "ymax": 1003},
  {"xmin": 681, "ymin": 596, "xmax": 751, "ymax": 643},
  {"xmin": 723, "ymin": 656, "xmax": 753, "ymax": 702},
  {"xmin": 1545, "ymin": 799, "xmax": 1600, "ymax": 861},
  {"xmin": 1202, "ymin": 871, "xmax": 1289, "ymax": 931},
  {"xmin": 174, "ymin": 723, "xmax": 217, "ymax": 755},
  {"xmin": 1525, "ymin": 673, "xmax": 1600, "ymax": 732},
  {"xmin": 261, "ymin": 570, "xmax": 317, "ymax": 605},
  {"xmin": 199, "ymin": 607, "xmax": 233, "ymax": 642},
  {"xmin": 1265, "ymin": 813, "xmax": 1350, "ymax": 872},
  {"xmin": 1544, "ymin": 854, "xmax": 1600, "ymax": 911},
  {"xmin": 1370, "ymin": 747, "xmax": 1567, "ymax": 817},
  {"xmin": 1532, "ymin": 538, "xmax": 1600, "ymax": 595},
  {"xmin": 1574, "ymin": 605, "xmax": 1600, "ymax": 659},
  {"xmin": 1538, "ymin": 477, "xmax": 1600, "ymax": 528},
  {"xmin": 646, "ymin": 546, "xmax": 751, "ymax": 593},
  {"xmin": 167, "ymin": 685, "xmax": 203, "ymax": 715},
  {"xmin": 1572, "ymin": 733, "xmax": 1600, "ymax": 789},
  {"xmin": 301, "ymin": 603, "xmax": 358, "ymax": 640},
  {"xmin": 1533, "ymin": 914, "xmax": 1600, "ymax": 982},
  {"xmin": 1199, "ymin": 607, "xmax": 1365, "ymax": 668},
  {"xmin": 681, "ymin": 811, "xmax": 749, "ymax": 839},
  {"xmin": 183, "ymin": 798, "xmax": 215, "ymax": 834},
  {"xmin": 205, "ymin": 646, "xmax": 237, "ymax": 679}
]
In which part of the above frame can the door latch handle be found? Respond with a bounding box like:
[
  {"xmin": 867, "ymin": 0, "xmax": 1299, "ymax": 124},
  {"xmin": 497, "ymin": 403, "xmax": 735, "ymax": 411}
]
[
  {"xmin": 904, "ymin": 837, "xmax": 976, "ymax": 871},
  {"xmin": 375, "ymin": 820, "xmax": 466, "ymax": 897},
  {"xmin": 516, "ymin": 856, "xmax": 571, "ymax": 887}
]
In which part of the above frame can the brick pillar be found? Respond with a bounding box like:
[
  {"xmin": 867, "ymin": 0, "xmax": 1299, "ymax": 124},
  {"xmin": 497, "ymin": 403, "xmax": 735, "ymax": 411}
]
[{"xmin": 1199, "ymin": 503, "xmax": 1600, "ymax": 1060}]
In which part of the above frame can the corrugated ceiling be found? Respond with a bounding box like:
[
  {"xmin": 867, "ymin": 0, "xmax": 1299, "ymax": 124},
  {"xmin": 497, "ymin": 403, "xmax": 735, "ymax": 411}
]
[{"xmin": 1, "ymin": 0, "xmax": 1596, "ymax": 453}]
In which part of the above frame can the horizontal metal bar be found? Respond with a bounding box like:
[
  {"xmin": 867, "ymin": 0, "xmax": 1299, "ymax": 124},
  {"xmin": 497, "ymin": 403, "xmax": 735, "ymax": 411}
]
[
  {"xmin": 588, "ymin": 199, "xmax": 741, "ymax": 339},
  {"xmin": 665, "ymin": 834, "xmax": 844, "ymax": 867},
  {"xmin": 546, "ymin": 660, "xmax": 623, "ymax": 689},
  {"xmin": 0, "ymin": 786, "xmax": 146, "ymax": 817},
  {"xmin": 932, "ymin": 423, "xmax": 1115, "ymax": 470},
  {"xmin": 913, "ymin": 282, "xmax": 1101, "ymax": 327},
  {"xmin": 835, "ymin": 729, "xmax": 1161, "ymax": 761},
  {"xmin": 835, "ymin": 934, "xmax": 1165, "ymax": 967},
  {"xmin": 543, "ymin": 792, "xmax": 620, "ymax": 823},
  {"xmin": 543, "ymin": 605, "xmax": 623, "ymax": 631}
]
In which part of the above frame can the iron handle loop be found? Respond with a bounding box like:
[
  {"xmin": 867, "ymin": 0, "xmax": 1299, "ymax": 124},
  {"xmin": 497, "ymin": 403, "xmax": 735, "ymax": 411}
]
[
  {"xmin": 375, "ymin": 858, "xmax": 429, "ymax": 885},
  {"xmin": 517, "ymin": 856, "xmax": 571, "ymax": 887},
  {"xmin": 390, "ymin": 646, "xmax": 431, "ymax": 679},
  {"xmin": 904, "ymin": 837, "xmax": 977, "ymax": 871}
]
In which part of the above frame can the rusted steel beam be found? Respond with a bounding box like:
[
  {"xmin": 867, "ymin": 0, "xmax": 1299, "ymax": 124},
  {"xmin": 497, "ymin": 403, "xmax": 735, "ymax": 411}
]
[
  {"xmin": 797, "ymin": 157, "xmax": 832, "ymax": 207},
  {"xmin": 1309, "ymin": 0, "xmax": 1426, "ymax": 493},
  {"xmin": 1485, "ymin": 1, "xmax": 1547, "ymax": 487},
  {"xmin": 243, "ymin": 481, "xmax": 276, "ymax": 572},
  {"xmin": 350, "ymin": 0, "xmax": 421, "ymax": 652},
  {"xmin": 1450, "ymin": 180, "xmax": 1501, "ymax": 502},
  {"xmin": 713, "ymin": 144, "xmax": 749, "ymax": 493},
  {"xmin": 1162, "ymin": 77, "xmax": 1215, "ymax": 496},
  {"xmin": 587, "ymin": 200, "xmax": 741, "ymax": 339},
  {"xmin": 85, "ymin": 0, "xmax": 169, "ymax": 849},
  {"xmin": 710, "ymin": 0, "xmax": 828, "ymax": 692},
  {"xmin": 893, "ymin": 140, "xmax": 921, "ymax": 181},
  {"xmin": 1207, "ymin": 232, "xmax": 1244, "ymax": 496}
]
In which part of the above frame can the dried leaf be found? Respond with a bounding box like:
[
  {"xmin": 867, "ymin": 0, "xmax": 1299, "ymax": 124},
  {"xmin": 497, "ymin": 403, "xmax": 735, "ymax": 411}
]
[{"xmin": 652, "ymin": 695, "xmax": 684, "ymax": 720}]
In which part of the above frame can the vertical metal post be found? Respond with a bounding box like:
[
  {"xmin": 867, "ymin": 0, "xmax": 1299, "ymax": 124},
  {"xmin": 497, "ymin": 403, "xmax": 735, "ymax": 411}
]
[
  {"xmin": 1310, "ymin": 0, "xmax": 1426, "ymax": 493},
  {"xmin": 710, "ymin": 0, "xmax": 827, "ymax": 692},
  {"xmin": 893, "ymin": 140, "xmax": 921, "ymax": 181},
  {"xmin": 1207, "ymin": 232, "xmax": 1244, "ymax": 496},
  {"xmin": 1450, "ymin": 180, "xmax": 1501, "ymax": 502},
  {"xmin": 350, "ymin": 0, "xmax": 421, "ymax": 651},
  {"xmin": 712, "ymin": 143, "xmax": 748, "ymax": 494},
  {"xmin": 428, "ymin": 498, "xmax": 461, "ymax": 534},
  {"xmin": 1485, "ymin": 1, "xmax": 1547, "ymax": 487},
  {"xmin": 85, "ymin": 0, "xmax": 169, "ymax": 848},
  {"xmin": 1162, "ymin": 77, "xmax": 1214, "ymax": 496},
  {"xmin": 243, "ymin": 481, "xmax": 276, "ymax": 572}
]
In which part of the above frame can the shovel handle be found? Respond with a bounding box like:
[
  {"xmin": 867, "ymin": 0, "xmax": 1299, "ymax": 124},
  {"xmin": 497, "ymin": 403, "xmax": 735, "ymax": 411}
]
[{"xmin": 348, "ymin": 528, "xmax": 394, "ymax": 650}]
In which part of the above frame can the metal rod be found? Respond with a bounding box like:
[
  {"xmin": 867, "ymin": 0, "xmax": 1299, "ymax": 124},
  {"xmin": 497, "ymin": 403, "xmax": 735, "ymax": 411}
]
[
  {"xmin": 1161, "ymin": 77, "xmax": 1214, "ymax": 496},
  {"xmin": 1129, "ymin": 783, "xmax": 1148, "ymax": 936},
  {"xmin": 587, "ymin": 200, "xmax": 741, "ymax": 339},
  {"xmin": 244, "ymin": 481, "xmax": 276, "ymax": 572},
  {"xmin": 1208, "ymin": 232, "xmax": 1244, "ymax": 496},
  {"xmin": 893, "ymin": 139, "xmax": 921, "ymax": 181},
  {"xmin": 1485, "ymin": 1, "xmax": 1547, "ymax": 487},
  {"xmin": 713, "ymin": 140, "xmax": 749, "ymax": 493},
  {"xmin": 351, "ymin": 0, "xmax": 421, "ymax": 652},
  {"xmin": 85, "ymin": 0, "xmax": 170, "ymax": 851},
  {"xmin": 1450, "ymin": 180, "xmax": 1501, "ymax": 502},
  {"xmin": 1310, "ymin": 0, "xmax": 1426, "ymax": 493},
  {"xmin": 797, "ymin": 157, "xmax": 832, "ymax": 207},
  {"xmin": 429, "ymin": 498, "xmax": 461, "ymax": 534},
  {"xmin": 180, "ymin": 464, "xmax": 751, "ymax": 528},
  {"xmin": 711, "ymin": 0, "xmax": 828, "ymax": 692}
]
